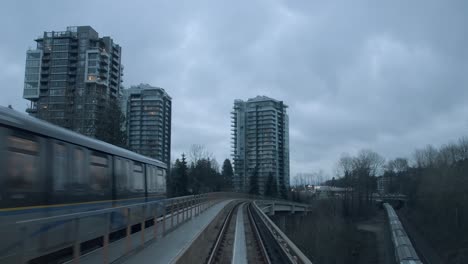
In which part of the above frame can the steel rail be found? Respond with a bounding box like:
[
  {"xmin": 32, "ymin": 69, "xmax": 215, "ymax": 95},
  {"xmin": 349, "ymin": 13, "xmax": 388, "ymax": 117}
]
[
  {"xmin": 206, "ymin": 202, "xmax": 241, "ymax": 264},
  {"xmin": 247, "ymin": 202, "xmax": 271, "ymax": 264}
]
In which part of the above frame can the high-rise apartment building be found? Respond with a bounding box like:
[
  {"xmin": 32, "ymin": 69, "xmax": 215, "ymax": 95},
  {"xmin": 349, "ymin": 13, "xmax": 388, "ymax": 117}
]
[
  {"xmin": 231, "ymin": 96, "xmax": 290, "ymax": 195},
  {"xmin": 23, "ymin": 26, "xmax": 123, "ymax": 137},
  {"xmin": 123, "ymin": 84, "xmax": 171, "ymax": 166}
]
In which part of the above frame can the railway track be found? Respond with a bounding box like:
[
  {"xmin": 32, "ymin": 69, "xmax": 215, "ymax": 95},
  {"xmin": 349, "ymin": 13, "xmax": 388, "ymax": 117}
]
[
  {"xmin": 206, "ymin": 201, "xmax": 290, "ymax": 264},
  {"xmin": 247, "ymin": 203, "xmax": 292, "ymax": 264},
  {"xmin": 245, "ymin": 202, "xmax": 270, "ymax": 264},
  {"xmin": 206, "ymin": 202, "xmax": 242, "ymax": 264}
]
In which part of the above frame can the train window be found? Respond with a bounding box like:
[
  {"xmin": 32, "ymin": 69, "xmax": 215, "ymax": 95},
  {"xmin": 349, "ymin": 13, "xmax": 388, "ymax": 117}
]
[
  {"xmin": 115, "ymin": 158, "xmax": 123, "ymax": 191},
  {"xmin": 156, "ymin": 168, "xmax": 165, "ymax": 192},
  {"xmin": 8, "ymin": 135, "xmax": 38, "ymax": 153},
  {"xmin": 146, "ymin": 165, "xmax": 157, "ymax": 193},
  {"xmin": 161, "ymin": 169, "xmax": 167, "ymax": 191},
  {"xmin": 133, "ymin": 162, "xmax": 144, "ymax": 192},
  {"xmin": 53, "ymin": 143, "xmax": 67, "ymax": 191},
  {"xmin": 91, "ymin": 154, "xmax": 108, "ymax": 166},
  {"xmin": 70, "ymin": 148, "xmax": 87, "ymax": 191},
  {"xmin": 89, "ymin": 152, "xmax": 110, "ymax": 195},
  {"xmin": 6, "ymin": 135, "xmax": 40, "ymax": 192},
  {"xmin": 115, "ymin": 158, "xmax": 133, "ymax": 196}
]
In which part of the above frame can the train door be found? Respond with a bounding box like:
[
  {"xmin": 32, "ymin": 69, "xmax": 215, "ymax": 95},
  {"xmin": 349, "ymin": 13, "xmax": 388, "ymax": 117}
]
[
  {"xmin": 50, "ymin": 140, "xmax": 69, "ymax": 205},
  {"xmin": 88, "ymin": 151, "xmax": 112, "ymax": 202},
  {"xmin": 68, "ymin": 145, "xmax": 88, "ymax": 203}
]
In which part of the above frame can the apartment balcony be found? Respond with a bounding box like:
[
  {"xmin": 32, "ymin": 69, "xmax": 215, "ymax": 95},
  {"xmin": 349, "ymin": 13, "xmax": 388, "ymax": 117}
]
[
  {"xmin": 26, "ymin": 107, "xmax": 38, "ymax": 114},
  {"xmin": 99, "ymin": 59, "xmax": 109, "ymax": 66},
  {"xmin": 100, "ymin": 51, "xmax": 109, "ymax": 58},
  {"xmin": 110, "ymin": 70, "xmax": 119, "ymax": 78},
  {"xmin": 109, "ymin": 78, "xmax": 118, "ymax": 85}
]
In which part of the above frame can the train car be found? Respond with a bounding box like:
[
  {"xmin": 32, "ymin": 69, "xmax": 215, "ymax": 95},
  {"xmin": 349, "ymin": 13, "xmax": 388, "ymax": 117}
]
[
  {"xmin": 383, "ymin": 203, "xmax": 423, "ymax": 264},
  {"xmin": 0, "ymin": 106, "xmax": 167, "ymax": 262}
]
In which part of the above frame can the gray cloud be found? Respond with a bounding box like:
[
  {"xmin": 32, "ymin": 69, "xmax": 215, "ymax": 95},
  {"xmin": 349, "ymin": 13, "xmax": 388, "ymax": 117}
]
[{"xmin": 1, "ymin": 0, "xmax": 468, "ymax": 178}]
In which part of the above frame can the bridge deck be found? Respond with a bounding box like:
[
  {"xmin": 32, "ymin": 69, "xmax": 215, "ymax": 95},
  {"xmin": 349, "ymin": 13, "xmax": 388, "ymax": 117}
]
[{"xmin": 121, "ymin": 200, "xmax": 231, "ymax": 264}]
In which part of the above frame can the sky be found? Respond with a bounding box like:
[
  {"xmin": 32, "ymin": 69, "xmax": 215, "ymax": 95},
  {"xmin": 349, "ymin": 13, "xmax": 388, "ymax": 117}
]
[{"xmin": 1, "ymin": 0, "xmax": 468, "ymax": 180}]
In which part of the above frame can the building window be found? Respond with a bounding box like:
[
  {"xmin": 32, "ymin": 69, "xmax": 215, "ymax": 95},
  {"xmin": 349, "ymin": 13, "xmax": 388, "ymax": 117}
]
[{"xmin": 88, "ymin": 53, "xmax": 98, "ymax": 60}]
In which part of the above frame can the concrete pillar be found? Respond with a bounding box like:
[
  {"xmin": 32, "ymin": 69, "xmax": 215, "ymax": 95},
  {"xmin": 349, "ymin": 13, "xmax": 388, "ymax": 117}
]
[
  {"xmin": 268, "ymin": 203, "xmax": 275, "ymax": 216},
  {"xmin": 290, "ymin": 204, "xmax": 295, "ymax": 215}
]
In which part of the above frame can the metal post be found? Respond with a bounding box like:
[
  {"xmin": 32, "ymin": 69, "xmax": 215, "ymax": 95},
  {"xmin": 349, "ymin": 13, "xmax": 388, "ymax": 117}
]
[
  {"xmin": 195, "ymin": 196, "xmax": 199, "ymax": 216},
  {"xmin": 184, "ymin": 198, "xmax": 188, "ymax": 222},
  {"xmin": 141, "ymin": 205, "xmax": 146, "ymax": 246},
  {"xmin": 170, "ymin": 200, "xmax": 174, "ymax": 230},
  {"xmin": 176, "ymin": 199, "xmax": 180, "ymax": 226},
  {"xmin": 125, "ymin": 208, "xmax": 131, "ymax": 253},
  {"xmin": 162, "ymin": 201, "xmax": 167, "ymax": 237},
  {"xmin": 73, "ymin": 218, "xmax": 81, "ymax": 264},
  {"xmin": 154, "ymin": 204, "xmax": 158, "ymax": 240},
  {"xmin": 181, "ymin": 199, "xmax": 184, "ymax": 223},
  {"xmin": 200, "ymin": 195, "xmax": 203, "ymax": 214},
  {"xmin": 103, "ymin": 213, "xmax": 111, "ymax": 264},
  {"xmin": 203, "ymin": 195, "xmax": 206, "ymax": 212},
  {"xmin": 190, "ymin": 198, "xmax": 193, "ymax": 219}
]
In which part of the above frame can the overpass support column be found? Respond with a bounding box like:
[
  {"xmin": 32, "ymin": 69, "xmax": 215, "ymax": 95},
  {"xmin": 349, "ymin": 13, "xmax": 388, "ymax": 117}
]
[
  {"xmin": 268, "ymin": 203, "xmax": 275, "ymax": 216},
  {"xmin": 290, "ymin": 204, "xmax": 295, "ymax": 215}
]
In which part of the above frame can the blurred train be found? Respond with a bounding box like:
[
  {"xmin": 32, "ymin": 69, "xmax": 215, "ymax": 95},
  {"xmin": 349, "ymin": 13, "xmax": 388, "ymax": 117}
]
[
  {"xmin": 384, "ymin": 203, "xmax": 423, "ymax": 264},
  {"xmin": 0, "ymin": 106, "xmax": 167, "ymax": 262}
]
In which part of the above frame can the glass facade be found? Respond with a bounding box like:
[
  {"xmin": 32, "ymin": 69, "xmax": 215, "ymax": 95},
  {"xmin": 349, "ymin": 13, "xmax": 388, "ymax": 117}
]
[
  {"xmin": 23, "ymin": 26, "xmax": 123, "ymax": 137},
  {"xmin": 123, "ymin": 85, "xmax": 171, "ymax": 166},
  {"xmin": 23, "ymin": 50, "xmax": 42, "ymax": 99},
  {"xmin": 231, "ymin": 96, "xmax": 290, "ymax": 195}
]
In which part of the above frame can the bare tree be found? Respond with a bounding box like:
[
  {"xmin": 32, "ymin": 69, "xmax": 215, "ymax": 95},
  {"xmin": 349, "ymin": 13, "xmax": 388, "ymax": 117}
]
[
  {"xmin": 386, "ymin": 157, "xmax": 409, "ymax": 173},
  {"xmin": 188, "ymin": 144, "xmax": 213, "ymax": 164},
  {"xmin": 457, "ymin": 137, "xmax": 468, "ymax": 160},
  {"xmin": 353, "ymin": 149, "xmax": 385, "ymax": 176},
  {"xmin": 393, "ymin": 157, "xmax": 409, "ymax": 173},
  {"xmin": 336, "ymin": 153, "xmax": 354, "ymax": 178}
]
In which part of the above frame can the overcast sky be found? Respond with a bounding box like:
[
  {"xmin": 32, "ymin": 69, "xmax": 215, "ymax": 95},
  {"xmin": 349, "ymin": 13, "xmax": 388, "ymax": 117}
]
[{"xmin": 1, "ymin": 0, "xmax": 468, "ymax": 179}]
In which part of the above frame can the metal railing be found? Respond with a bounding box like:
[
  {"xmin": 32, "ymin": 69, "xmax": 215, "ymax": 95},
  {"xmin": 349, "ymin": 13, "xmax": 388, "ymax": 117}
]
[
  {"xmin": 252, "ymin": 200, "xmax": 313, "ymax": 264},
  {"xmin": 2, "ymin": 192, "xmax": 312, "ymax": 264},
  {"xmin": 4, "ymin": 193, "xmax": 223, "ymax": 264}
]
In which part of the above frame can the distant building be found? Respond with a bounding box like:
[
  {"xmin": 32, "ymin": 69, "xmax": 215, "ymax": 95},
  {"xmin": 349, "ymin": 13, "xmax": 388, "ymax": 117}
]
[
  {"xmin": 231, "ymin": 96, "xmax": 290, "ymax": 195},
  {"xmin": 377, "ymin": 176, "xmax": 391, "ymax": 194},
  {"xmin": 23, "ymin": 26, "xmax": 123, "ymax": 137},
  {"xmin": 122, "ymin": 84, "xmax": 171, "ymax": 166},
  {"xmin": 314, "ymin": 185, "xmax": 347, "ymax": 199}
]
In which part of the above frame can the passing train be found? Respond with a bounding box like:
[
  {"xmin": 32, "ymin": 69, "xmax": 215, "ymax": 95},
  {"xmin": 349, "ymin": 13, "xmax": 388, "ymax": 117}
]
[
  {"xmin": 0, "ymin": 105, "xmax": 167, "ymax": 212},
  {"xmin": 0, "ymin": 106, "xmax": 168, "ymax": 262},
  {"xmin": 383, "ymin": 203, "xmax": 423, "ymax": 264}
]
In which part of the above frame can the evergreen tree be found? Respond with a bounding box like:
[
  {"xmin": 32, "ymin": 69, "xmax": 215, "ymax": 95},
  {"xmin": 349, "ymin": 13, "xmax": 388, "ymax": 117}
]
[
  {"xmin": 249, "ymin": 166, "xmax": 259, "ymax": 195},
  {"xmin": 221, "ymin": 159, "xmax": 234, "ymax": 191},
  {"xmin": 95, "ymin": 98, "xmax": 127, "ymax": 148},
  {"xmin": 178, "ymin": 154, "xmax": 189, "ymax": 195},
  {"xmin": 265, "ymin": 171, "xmax": 278, "ymax": 198},
  {"xmin": 169, "ymin": 154, "xmax": 189, "ymax": 197}
]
